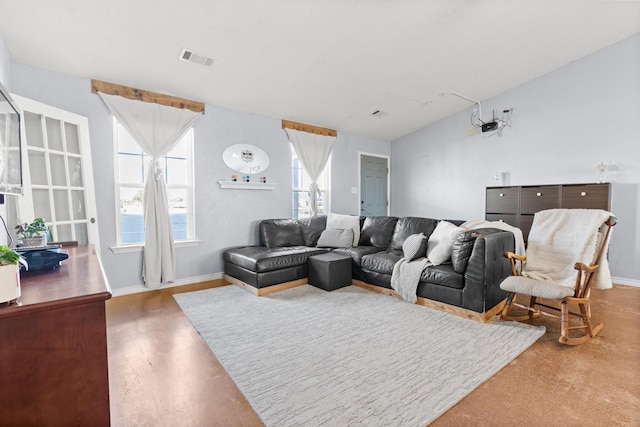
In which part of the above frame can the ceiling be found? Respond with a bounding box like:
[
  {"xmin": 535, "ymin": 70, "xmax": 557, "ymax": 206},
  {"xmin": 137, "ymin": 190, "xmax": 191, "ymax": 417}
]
[{"xmin": 0, "ymin": 1, "xmax": 639, "ymax": 141}]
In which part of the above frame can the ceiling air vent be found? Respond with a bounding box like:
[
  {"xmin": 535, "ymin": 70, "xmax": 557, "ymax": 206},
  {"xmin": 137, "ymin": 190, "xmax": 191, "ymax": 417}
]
[
  {"xmin": 178, "ymin": 48, "xmax": 215, "ymax": 67},
  {"xmin": 371, "ymin": 110, "xmax": 389, "ymax": 119}
]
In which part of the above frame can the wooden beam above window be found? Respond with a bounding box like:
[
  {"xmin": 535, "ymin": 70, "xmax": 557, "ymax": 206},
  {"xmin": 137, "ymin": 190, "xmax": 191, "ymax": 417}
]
[
  {"xmin": 91, "ymin": 80, "xmax": 205, "ymax": 113},
  {"xmin": 282, "ymin": 119, "xmax": 337, "ymax": 137}
]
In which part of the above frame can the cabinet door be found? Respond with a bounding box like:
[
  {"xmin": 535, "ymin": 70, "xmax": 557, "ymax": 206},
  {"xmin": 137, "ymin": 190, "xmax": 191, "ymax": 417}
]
[
  {"xmin": 486, "ymin": 187, "xmax": 519, "ymax": 213},
  {"xmin": 561, "ymin": 184, "xmax": 610, "ymax": 210},
  {"xmin": 520, "ymin": 185, "xmax": 560, "ymax": 214}
]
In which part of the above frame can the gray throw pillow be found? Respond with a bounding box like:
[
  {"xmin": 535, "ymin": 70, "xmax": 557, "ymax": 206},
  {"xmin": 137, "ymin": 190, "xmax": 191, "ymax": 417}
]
[
  {"xmin": 316, "ymin": 228, "xmax": 354, "ymax": 248},
  {"xmin": 402, "ymin": 232, "xmax": 428, "ymax": 261}
]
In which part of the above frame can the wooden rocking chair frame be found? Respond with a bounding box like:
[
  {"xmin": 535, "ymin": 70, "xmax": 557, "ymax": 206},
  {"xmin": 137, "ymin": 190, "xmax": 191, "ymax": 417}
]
[{"xmin": 501, "ymin": 217, "xmax": 615, "ymax": 345}]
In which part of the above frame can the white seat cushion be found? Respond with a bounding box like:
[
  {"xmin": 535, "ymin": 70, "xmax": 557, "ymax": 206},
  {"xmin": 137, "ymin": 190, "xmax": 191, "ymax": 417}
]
[{"xmin": 500, "ymin": 275, "xmax": 575, "ymax": 300}]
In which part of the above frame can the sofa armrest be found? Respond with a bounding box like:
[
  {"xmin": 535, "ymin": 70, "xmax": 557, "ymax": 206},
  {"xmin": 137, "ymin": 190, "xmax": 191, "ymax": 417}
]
[{"xmin": 461, "ymin": 229, "xmax": 515, "ymax": 312}]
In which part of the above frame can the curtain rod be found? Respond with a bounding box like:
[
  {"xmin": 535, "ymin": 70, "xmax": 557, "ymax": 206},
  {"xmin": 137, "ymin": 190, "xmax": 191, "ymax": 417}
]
[
  {"xmin": 91, "ymin": 79, "xmax": 205, "ymax": 113},
  {"xmin": 282, "ymin": 119, "xmax": 337, "ymax": 137}
]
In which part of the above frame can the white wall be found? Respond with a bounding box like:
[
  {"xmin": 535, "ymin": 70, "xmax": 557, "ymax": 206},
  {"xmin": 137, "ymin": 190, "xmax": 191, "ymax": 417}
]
[
  {"xmin": 391, "ymin": 33, "xmax": 640, "ymax": 284},
  {"xmin": 10, "ymin": 64, "xmax": 389, "ymax": 291}
]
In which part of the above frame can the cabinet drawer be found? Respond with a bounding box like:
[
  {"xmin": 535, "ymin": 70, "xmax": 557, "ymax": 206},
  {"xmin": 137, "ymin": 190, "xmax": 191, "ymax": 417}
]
[
  {"xmin": 486, "ymin": 187, "xmax": 519, "ymax": 213},
  {"xmin": 485, "ymin": 213, "xmax": 518, "ymax": 228},
  {"xmin": 561, "ymin": 184, "xmax": 610, "ymax": 210},
  {"xmin": 520, "ymin": 185, "xmax": 560, "ymax": 214}
]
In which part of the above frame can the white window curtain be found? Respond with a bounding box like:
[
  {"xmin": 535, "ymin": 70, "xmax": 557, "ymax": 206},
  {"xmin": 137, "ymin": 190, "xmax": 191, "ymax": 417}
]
[
  {"xmin": 98, "ymin": 92, "xmax": 202, "ymax": 288},
  {"xmin": 284, "ymin": 128, "xmax": 336, "ymax": 216}
]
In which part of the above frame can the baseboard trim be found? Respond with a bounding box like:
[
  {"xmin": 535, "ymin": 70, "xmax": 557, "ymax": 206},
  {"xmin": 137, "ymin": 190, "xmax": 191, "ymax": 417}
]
[
  {"xmin": 111, "ymin": 273, "xmax": 225, "ymax": 297},
  {"xmin": 612, "ymin": 277, "xmax": 640, "ymax": 288}
]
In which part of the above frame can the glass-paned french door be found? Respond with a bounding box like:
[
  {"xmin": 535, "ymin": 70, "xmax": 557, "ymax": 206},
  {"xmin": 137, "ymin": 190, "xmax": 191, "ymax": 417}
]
[{"xmin": 12, "ymin": 95, "xmax": 99, "ymax": 253}]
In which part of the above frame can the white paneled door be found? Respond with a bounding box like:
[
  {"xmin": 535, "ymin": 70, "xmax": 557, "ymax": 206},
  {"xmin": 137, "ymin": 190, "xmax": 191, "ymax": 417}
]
[
  {"xmin": 13, "ymin": 95, "xmax": 99, "ymax": 253},
  {"xmin": 360, "ymin": 154, "xmax": 389, "ymax": 216}
]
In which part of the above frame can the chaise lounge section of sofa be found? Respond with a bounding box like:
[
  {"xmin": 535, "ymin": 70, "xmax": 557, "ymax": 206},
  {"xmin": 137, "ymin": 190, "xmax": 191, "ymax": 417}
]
[{"xmin": 223, "ymin": 215, "xmax": 515, "ymax": 322}]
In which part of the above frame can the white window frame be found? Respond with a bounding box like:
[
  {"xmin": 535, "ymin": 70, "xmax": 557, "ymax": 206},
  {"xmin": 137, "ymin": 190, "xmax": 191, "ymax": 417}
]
[
  {"xmin": 111, "ymin": 118, "xmax": 199, "ymax": 253},
  {"xmin": 291, "ymin": 145, "xmax": 331, "ymax": 219}
]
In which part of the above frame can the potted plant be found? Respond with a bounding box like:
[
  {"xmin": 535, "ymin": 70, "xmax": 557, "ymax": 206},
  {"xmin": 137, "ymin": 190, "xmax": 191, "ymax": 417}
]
[
  {"xmin": 15, "ymin": 217, "xmax": 48, "ymax": 247},
  {"xmin": 0, "ymin": 245, "xmax": 27, "ymax": 304}
]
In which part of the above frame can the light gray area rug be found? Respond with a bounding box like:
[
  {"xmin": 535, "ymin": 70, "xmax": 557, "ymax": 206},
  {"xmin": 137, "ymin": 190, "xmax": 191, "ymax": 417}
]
[{"xmin": 174, "ymin": 285, "xmax": 545, "ymax": 426}]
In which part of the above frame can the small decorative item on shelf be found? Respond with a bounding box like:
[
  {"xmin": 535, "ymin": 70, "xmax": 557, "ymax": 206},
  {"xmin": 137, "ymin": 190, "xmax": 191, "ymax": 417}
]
[
  {"xmin": 244, "ymin": 175, "xmax": 250, "ymax": 182},
  {"xmin": 261, "ymin": 176, "xmax": 267, "ymax": 183},
  {"xmin": 0, "ymin": 245, "xmax": 27, "ymax": 304},
  {"xmin": 15, "ymin": 217, "xmax": 48, "ymax": 248},
  {"xmin": 232, "ymin": 174, "xmax": 238, "ymax": 182}
]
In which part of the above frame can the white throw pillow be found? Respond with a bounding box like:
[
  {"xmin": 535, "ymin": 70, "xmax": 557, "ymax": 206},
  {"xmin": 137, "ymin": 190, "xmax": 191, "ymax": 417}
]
[
  {"xmin": 402, "ymin": 233, "xmax": 427, "ymax": 261},
  {"xmin": 326, "ymin": 213, "xmax": 360, "ymax": 246},
  {"xmin": 316, "ymin": 228, "xmax": 354, "ymax": 248},
  {"xmin": 427, "ymin": 221, "xmax": 464, "ymax": 265}
]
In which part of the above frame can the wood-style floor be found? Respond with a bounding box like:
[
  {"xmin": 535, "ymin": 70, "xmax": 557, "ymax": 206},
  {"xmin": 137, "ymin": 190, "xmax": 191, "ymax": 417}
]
[{"xmin": 106, "ymin": 281, "xmax": 640, "ymax": 426}]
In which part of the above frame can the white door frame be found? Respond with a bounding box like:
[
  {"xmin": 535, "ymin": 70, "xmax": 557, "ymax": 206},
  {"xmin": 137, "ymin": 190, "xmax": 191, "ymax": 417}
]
[{"xmin": 357, "ymin": 151, "xmax": 390, "ymax": 216}]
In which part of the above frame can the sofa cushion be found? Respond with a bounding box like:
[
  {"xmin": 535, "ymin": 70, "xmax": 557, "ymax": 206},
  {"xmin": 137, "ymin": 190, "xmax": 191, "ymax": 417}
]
[
  {"xmin": 360, "ymin": 252, "xmax": 402, "ymax": 275},
  {"xmin": 333, "ymin": 246, "xmax": 385, "ymax": 267},
  {"xmin": 327, "ymin": 213, "xmax": 360, "ymax": 246},
  {"xmin": 451, "ymin": 230, "xmax": 480, "ymax": 273},
  {"xmin": 420, "ymin": 264, "xmax": 464, "ymax": 289},
  {"xmin": 402, "ymin": 233, "xmax": 428, "ymax": 261},
  {"xmin": 260, "ymin": 219, "xmax": 304, "ymax": 248},
  {"xmin": 427, "ymin": 221, "xmax": 464, "ymax": 265},
  {"xmin": 316, "ymin": 228, "xmax": 354, "ymax": 248},
  {"xmin": 389, "ymin": 217, "xmax": 439, "ymax": 251},
  {"xmin": 224, "ymin": 245, "xmax": 327, "ymax": 273},
  {"xmin": 359, "ymin": 216, "xmax": 398, "ymax": 248},
  {"xmin": 297, "ymin": 215, "xmax": 327, "ymax": 246}
]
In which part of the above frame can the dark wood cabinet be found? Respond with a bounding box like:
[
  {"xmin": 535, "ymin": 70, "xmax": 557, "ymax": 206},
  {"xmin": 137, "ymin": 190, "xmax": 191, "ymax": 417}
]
[
  {"xmin": 0, "ymin": 245, "xmax": 111, "ymax": 426},
  {"xmin": 486, "ymin": 183, "xmax": 611, "ymax": 241}
]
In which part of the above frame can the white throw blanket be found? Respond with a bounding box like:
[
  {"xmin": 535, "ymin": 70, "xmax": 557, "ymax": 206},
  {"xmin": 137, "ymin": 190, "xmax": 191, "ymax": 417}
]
[
  {"xmin": 391, "ymin": 258, "xmax": 431, "ymax": 303},
  {"xmin": 523, "ymin": 209, "xmax": 614, "ymax": 289},
  {"xmin": 467, "ymin": 220, "xmax": 526, "ymax": 259}
]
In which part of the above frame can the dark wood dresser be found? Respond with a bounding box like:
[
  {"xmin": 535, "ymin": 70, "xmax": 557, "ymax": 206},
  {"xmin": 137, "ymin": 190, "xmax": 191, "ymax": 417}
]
[
  {"xmin": 0, "ymin": 245, "xmax": 112, "ymax": 426},
  {"xmin": 486, "ymin": 183, "xmax": 611, "ymax": 240}
]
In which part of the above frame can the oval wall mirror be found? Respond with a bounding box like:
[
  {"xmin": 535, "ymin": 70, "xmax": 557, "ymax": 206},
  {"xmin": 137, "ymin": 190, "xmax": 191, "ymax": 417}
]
[{"xmin": 222, "ymin": 144, "xmax": 270, "ymax": 174}]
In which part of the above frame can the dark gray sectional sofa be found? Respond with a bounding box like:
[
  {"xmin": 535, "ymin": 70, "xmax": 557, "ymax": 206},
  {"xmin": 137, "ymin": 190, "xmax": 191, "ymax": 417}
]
[{"xmin": 223, "ymin": 215, "xmax": 515, "ymax": 321}]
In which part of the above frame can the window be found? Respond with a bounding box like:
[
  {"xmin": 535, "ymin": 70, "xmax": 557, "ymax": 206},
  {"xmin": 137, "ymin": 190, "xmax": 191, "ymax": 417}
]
[
  {"xmin": 291, "ymin": 146, "xmax": 330, "ymax": 219},
  {"xmin": 114, "ymin": 119, "xmax": 195, "ymax": 245}
]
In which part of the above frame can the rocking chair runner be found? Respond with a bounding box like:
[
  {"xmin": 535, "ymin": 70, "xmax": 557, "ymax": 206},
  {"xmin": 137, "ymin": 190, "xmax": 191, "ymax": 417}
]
[{"xmin": 500, "ymin": 209, "xmax": 615, "ymax": 345}]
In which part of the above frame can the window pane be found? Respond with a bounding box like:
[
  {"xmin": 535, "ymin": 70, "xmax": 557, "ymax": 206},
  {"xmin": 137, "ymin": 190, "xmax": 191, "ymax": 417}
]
[
  {"xmin": 74, "ymin": 223, "xmax": 88, "ymax": 245},
  {"xmin": 118, "ymin": 153, "xmax": 144, "ymax": 184},
  {"xmin": 65, "ymin": 122, "xmax": 80, "ymax": 154},
  {"xmin": 167, "ymin": 188, "xmax": 188, "ymax": 241},
  {"xmin": 50, "ymin": 153, "xmax": 67, "ymax": 186},
  {"xmin": 68, "ymin": 156, "xmax": 84, "ymax": 187},
  {"xmin": 53, "ymin": 189, "xmax": 70, "ymax": 221},
  {"xmin": 120, "ymin": 187, "xmax": 145, "ymax": 244},
  {"xmin": 57, "ymin": 224, "xmax": 73, "ymax": 242},
  {"xmin": 46, "ymin": 117, "xmax": 63, "ymax": 151},
  {"xmin": 168, "ymin": 142, "xmax": 187, "ymax": 158},
  {"xmin": 166, "ymin": 157, "xmax": 188, "ymax": 186},
  {"xmin": 117, "ymin": 125, "xmax": 141, "ymax": 154},
  {"xmin": 24, "ymin": 111, "xmax": 44, "ymax": 148},
  {"xmin": 28, "ymin": 150, "xmax": 48, "ymax": 185}
]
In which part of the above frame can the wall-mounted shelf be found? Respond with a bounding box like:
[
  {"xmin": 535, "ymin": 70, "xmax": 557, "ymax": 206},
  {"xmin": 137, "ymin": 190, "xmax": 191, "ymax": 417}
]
[{"xmin": 218, "ymin": 180, "xmax": 276, "ymax": 190}]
